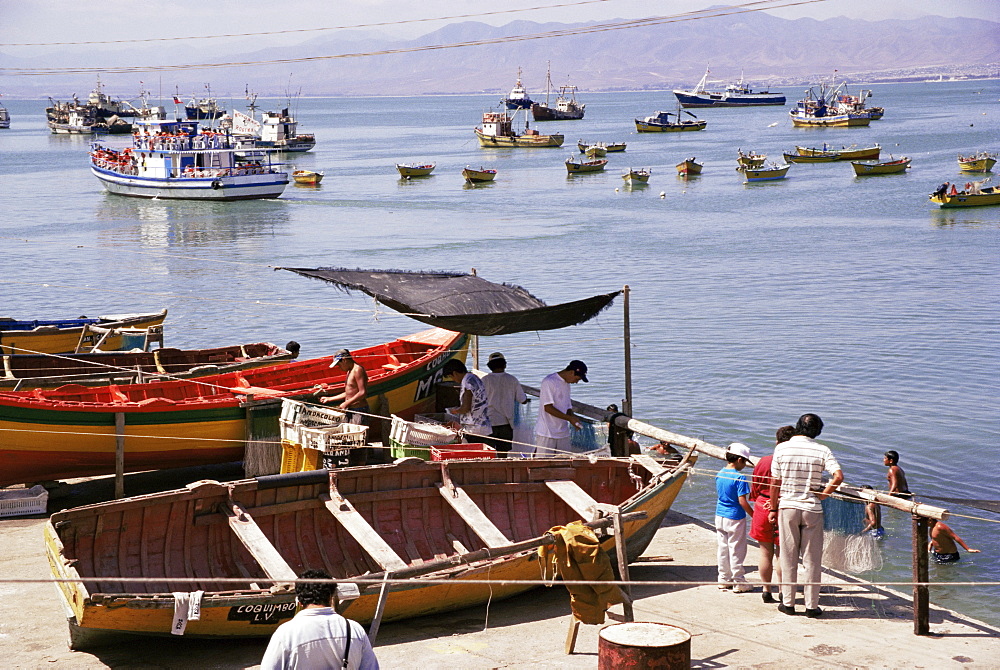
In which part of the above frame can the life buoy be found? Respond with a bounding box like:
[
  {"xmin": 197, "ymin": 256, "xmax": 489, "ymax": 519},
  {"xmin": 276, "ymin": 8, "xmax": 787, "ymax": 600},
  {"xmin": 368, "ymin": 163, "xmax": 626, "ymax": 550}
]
[{"xmin": 211, "ymin": 180, "xmax": 223, "ymax": 190}]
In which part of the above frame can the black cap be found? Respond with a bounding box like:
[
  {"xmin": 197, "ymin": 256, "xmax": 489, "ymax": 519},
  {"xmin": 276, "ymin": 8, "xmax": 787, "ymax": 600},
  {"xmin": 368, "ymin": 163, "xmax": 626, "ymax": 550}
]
[{"xmin": 564, "ymin": 359, "xmax": 588, "ymax": 382}]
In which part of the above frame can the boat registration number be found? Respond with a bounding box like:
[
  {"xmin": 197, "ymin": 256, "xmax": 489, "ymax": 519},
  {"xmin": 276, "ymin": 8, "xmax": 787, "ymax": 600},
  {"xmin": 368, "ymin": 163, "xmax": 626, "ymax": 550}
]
[{"xmin": 226, "ymin": 602, "xmax": 297, "ymax": 625}]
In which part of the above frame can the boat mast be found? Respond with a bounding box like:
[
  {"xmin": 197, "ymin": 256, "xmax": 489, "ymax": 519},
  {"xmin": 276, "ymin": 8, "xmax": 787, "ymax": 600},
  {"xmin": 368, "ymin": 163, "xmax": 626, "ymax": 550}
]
[{"xmin": 545, "ymin": 61, "xmax": 552, "ymax": 107}]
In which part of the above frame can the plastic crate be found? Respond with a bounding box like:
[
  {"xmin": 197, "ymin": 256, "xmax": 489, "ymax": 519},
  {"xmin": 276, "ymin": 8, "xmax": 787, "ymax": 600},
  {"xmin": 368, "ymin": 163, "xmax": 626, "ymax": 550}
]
[
  {"xmin": 430, "ymin": 444, "xmax": 497, "ymax": 461},
  {"xmin": 413, "ymin": 412, "xmax": 458, "ymax": 426},
  {"xmin": 279, "ymin": 399, "xmax": 346, "ymax": 442},
  {"xmin": 389, "ymin": 438, "xmax": 430, "ymax": 460},
  {"xmin": 0, "ymin": 485, "xmax": 49, "ymax": 518},
  {"xmin": 389, "ymin": 414, "xmax": 458, "ymax": 447}
]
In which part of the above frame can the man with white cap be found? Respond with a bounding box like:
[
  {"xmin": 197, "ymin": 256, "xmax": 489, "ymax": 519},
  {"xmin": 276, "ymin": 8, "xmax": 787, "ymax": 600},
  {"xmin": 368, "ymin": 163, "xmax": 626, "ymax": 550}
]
[{"xmin": 715, "ymin": 442, "xmax": 754, "ymax": 593}]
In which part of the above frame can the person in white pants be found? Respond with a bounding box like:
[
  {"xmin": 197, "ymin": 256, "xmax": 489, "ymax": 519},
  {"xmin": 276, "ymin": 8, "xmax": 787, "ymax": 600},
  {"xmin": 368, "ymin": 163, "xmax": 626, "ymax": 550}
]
[{"xmin": 715, "ymin": 443, "xmax": 754, "ymax": 592}]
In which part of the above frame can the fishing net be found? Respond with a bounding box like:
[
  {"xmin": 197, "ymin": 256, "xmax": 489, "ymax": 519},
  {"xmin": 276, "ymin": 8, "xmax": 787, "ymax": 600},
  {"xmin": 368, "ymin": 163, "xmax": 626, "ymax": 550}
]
[{"xmin": 821, "ymin": 496, "xmax": 883, "ymax": 573}]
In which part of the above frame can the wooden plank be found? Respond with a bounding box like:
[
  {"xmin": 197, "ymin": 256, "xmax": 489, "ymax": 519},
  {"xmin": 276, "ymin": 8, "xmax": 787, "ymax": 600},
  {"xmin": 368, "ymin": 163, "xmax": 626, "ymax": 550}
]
[
  {"xmin": 437, "ymin": 484, "xmax": 512, "ymax": 549},
  {"xmin": 224, "ymin": 498, "xmax": 297, "ymax": 582},
  {"xmin": 545, "ymin": 480, "xmax": 603, "ymax": 522},
  {"xmin": 527, "ymin": 467, "xmax": 577, "ymax": 481},
  {"xmin": 632, "ymin": 453, "xmax": 667, "ymax": 477},
  {"xmin": 321, "ymin": 494, "xmax": 408, "ymax": 572},
  {"xmin": 114, "ymin": 412, "xmax": 125, "ymax": 499}
]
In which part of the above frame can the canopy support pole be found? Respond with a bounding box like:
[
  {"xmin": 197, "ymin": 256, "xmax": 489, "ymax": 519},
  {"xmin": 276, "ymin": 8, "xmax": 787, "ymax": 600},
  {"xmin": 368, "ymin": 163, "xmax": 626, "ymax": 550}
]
[
  {"xmin": 470, "ymin": 267, "xmax": 479, "ymax": 371},
  {"xmin": 622, "ymin": 285, "xmax": 632, "ymax": 416}
]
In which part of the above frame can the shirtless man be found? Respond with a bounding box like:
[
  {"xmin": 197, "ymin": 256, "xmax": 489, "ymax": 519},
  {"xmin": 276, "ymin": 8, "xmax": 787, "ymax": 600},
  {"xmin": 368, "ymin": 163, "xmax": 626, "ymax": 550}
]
[
  {"xmin": 320, "ymin": 349, "xmax": 370, "ymax": 425},
  {"xmin": 928, "ymin": 518, "xmax": 979, "ymax": 564},
  {"xmin": 883, "ymin": 450, "xmax": 911, "ymax": 498}
]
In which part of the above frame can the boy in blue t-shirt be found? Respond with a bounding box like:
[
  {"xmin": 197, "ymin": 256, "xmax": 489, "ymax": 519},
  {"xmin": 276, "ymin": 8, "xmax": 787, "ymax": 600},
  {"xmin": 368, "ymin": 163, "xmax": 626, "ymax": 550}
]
[{"xmin": 716, "ymin": 443, "xmax": 754, "ymax": 592}]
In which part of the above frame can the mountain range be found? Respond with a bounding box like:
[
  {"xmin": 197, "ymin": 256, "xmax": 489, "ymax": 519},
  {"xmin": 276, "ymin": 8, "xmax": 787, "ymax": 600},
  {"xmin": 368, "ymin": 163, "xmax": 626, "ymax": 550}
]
[{"xmin": 1, "ymin": 12, "xmax": 997, "ymax": 98}]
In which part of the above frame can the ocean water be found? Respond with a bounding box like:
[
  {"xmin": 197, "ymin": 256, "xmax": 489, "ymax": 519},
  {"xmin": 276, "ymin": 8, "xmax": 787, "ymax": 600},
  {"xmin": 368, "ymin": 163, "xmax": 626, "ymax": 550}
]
[{"xmin": 0, "ymin": 80, "xmax": 998, "ymax": 625}]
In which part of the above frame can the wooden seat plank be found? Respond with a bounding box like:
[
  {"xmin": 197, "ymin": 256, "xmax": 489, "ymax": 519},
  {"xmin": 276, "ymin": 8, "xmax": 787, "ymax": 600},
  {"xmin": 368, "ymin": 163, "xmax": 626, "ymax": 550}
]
[
  {"xmin": 224, "ymin": 499, "xmax": 297, "ymax": 582},
  {"xmin": 632, "ymin": 453, "xmax": 667, "ymax": 477},
  {"xmin": 321, "ymin": 495, "xmax": 409, "ymax": 572},
  {"xmin": 437, "ymin": 484, "xmax": 512, "ymax": 548},
  {"xmin": 545, "ymin": 480, "xmax": 603, "ymax": 521}
]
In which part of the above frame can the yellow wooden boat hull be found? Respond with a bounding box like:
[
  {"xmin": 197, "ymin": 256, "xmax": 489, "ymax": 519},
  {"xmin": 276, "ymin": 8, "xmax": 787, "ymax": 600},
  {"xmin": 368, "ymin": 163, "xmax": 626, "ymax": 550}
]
[
  {"xmin": 0, "ymin": 310, "xmax": 167, "ymax": 356},
  {"xmin": 47, "ymin": 455, "xmax": 693, "ymax": 646},
  {"xmin": 851, "ymin": 158, "xmax": 910, "ymax": 175},
  {"xmin": 475, "ymin": 129, "xmax": 564, "ymax": 148},
  {"xmin": 930, "ymin": 188, "xmax": 1000, "ymax": 208},
  {"xmin": 634, "ymin": 120, "xmax": 706, "ymax": 133},
  {"xmin": 958, "ymin": 157, "xmax": 996, "ymax": 173},
  {"xmin": 790, "ymin": 115, "xmax": 870, "ymax": 128}
]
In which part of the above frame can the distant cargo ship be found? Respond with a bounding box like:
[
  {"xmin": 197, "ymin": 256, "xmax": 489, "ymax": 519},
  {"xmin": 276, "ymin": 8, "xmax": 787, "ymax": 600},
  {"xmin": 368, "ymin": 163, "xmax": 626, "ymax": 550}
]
[{"xmin": 673, "ymin": 68, "xmax": 785, "ymax": 108}]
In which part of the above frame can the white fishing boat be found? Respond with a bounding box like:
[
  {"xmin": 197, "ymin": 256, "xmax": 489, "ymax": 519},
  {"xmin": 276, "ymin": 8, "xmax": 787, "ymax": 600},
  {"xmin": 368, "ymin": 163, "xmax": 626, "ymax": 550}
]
[
  {"xmin": 0, "ymin": 98, "xmax": 10, "ymax": 129},
  {"xmin": 89, "ymin": 110, "xmax": 288, "ymax": 201},
  {"xmin": 226, "ymin": 93, "xmax": 316, "ymax": 154}
]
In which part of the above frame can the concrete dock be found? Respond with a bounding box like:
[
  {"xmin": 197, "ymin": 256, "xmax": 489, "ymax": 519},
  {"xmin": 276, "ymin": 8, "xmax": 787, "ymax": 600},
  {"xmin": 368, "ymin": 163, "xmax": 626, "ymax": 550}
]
[{"xmin": 2, "ymin": 496, "xmax": 997, "ymax": 669}]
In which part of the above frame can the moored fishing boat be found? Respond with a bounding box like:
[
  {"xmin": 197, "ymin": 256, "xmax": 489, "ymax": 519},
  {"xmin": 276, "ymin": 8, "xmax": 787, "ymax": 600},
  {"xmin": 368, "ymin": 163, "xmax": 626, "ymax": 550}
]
[
  {"xmin": 783, "ymin": 151, "xmax": 838, "ymax": 163},
  {"xmin": 635, "ymin": 106, "xmax": 706, "ymax": 133},
  {"xmin": 789, "ymin": 80, "xmax": 872, "ymax": 128},
  {"xmin": 184, "ymin": 85, "xmax": 226, "ymax": 120},
  {"xmin": 475, "ymin": 110, "xmax": 564, "ymax": 148},
  {"xmin": 227, "ymin": 94, "xmax": 316, "ymax": 154},
  {"xmin": 565, "ymin": 156, "xmax": 608, "ymax": 174},
  {"xmin": 673, "ymin": 67, "xmax": 785, "ymax": 108},
  {"xmin": 0, "ymin": 97, "xmax": 9, "ymax": 129},
  {"xmin": 957, "ymin": 152, "xmax": 996, "ymax": 173},
  {"xmin": 851, "ymin": 156, "xmax": 911, "ymax": 176},
  {"xmin": 47, "ymin": 100, "xmax": 95, "ymax": 134},
  {"xmin": 500, "ymin": 67, "xmax": 534, "ymax": 110},
  {"xmin": 396, "ymin": 163, "xmax": 435, "ymax": 178},
  {"xmin": 462, "ymin": 166, "xmax": 497, "ymax": 183},
  {"xmin": 796, "ymin": 144, "xmax": 880, "ymax": 160},
  {"xmin": 585, "ymin": 144, "xmax": 608, "ymax": 158},
  {"xmin": 531, "ymin": 63, "xmax": 585, "ymax": 121},
  {"xmin": 0, "ymin": 342, "xmax": 298, "ymax": 391},
  {"xmin": 930, "ymin": 181, "xmax": 1000, "ymax": 208},
  {"xmin": 676, "ymin": 158, "xmax": 703, "ymax": 176},
  {"xmin": 736, "ymin": 149, "xmax": 767, "ymax": 170},
  {"xmin": 0, "ymin": 328, "xmax": 467, "ymax": 486},
  {"xmin": 579, "ymin": 141, "xmax": 626, "ymax": 154},
  {"xmin": 743, "ymin": 163, "xmax": 790, "ymax": 182},
  {"xmin": 622, "ymin": 168, "xmax": 650, "ymax": 185},
  {"xmin": 0, "ymin": 310, "xmax": 167, "ymax": 356},
  {"xmin": 292, "ymin": 170, "xmax": 324, "ymax": 184},
  {"xmin": 90, "ymin": 114, "xmax": 288, "ymax": 201},
  {"xmin": 46, "ymin": 452, "xmax": 694, "ymax": 646}
]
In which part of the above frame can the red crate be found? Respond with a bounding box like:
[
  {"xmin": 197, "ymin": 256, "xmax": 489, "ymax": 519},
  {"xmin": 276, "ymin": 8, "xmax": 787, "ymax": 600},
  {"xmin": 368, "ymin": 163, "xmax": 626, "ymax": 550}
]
[{"xmin": 430, "ymin": 444, "xmax": 497, "ymax": 461}]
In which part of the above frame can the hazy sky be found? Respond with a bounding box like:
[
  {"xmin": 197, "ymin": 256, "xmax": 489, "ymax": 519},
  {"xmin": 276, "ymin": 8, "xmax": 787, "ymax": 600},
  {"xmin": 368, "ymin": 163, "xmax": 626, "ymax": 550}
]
[{"xmin": 0, "ymin": 0, "xmax": 995, "ymax": 51}]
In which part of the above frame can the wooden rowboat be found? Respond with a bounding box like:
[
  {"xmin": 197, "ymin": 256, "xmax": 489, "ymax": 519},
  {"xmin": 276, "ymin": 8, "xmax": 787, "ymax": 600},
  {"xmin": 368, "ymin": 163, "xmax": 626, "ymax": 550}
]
[
  {"xmin": 46, "ymin": 453, "xmax": 695, "ymax": 647},
  {"xmin": 578, "ymin": 141, "xmax": 626, "ymax": 154},
  {"xmin": 851, "ymin": 156, "xmax": 911, "ymax": 176},
  {"xmin": 0, "ymin": 342, "xmax": 298, "ymax": 391},
  {"xmin": 585, "ymin": 145, "xmax": 608, "ymax": 158},
  {"xmin": 291, "ymin": 170, "xmax": 324, "ymax": 185},
  {"xmin": 676, "ymin": 158, "xmax": 702, "ymax": 176},
  {"xmin": 744, "ymin": 163, "xmax": 790, "ymax": 182},
  {"xmin": 566, "ymin": 157, "xmax": 608, "ymax": 174},
  {"xmin": 462, "ymin": 166, "xmax": 497, "ymax": 183},
  {"xmin": 0, "ymin": 309, "xmax": 167, "ymax": 356},
  {"xmin": 0, "ymin": 328, "xmax": 466, "ymax": 486},
  {"xmin": 634, "ymin": 108, "xmax": 706, "ymax": 133},
  {"xmin": 957, "ymin": 152, "xmax": 996, "ymax": 173},
  {"xmin": 783, "ymin": 151, "xmax": 838, "ymax": 163},
  {"xmin": 736, "ymin": 150, "xmax": 766, "ymax": 170},
  {"xmin": 622, "ymin": 168, "xmax": 650, "ymax": 185},
  {"xmin": 930, "ymin": 184, "xmax": 1000, "ymax": 208},
  {"xmin": 796, "ymin": 144, "xmax": 880, "ymax": 160},
  {"xmin": 396, "ymin": 163, "xmax": 435, "ymax": 178}
]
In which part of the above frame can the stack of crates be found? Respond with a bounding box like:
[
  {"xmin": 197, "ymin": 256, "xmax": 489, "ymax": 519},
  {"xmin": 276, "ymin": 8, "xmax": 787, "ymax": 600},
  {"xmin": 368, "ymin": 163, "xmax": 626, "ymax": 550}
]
[
  {"xmin": 279, "ymin": 399, "xmax": 369, "ymax": 473},
  {"xmin": 389, "ymin": 414, "xmax": 459, "ymax": 459}
]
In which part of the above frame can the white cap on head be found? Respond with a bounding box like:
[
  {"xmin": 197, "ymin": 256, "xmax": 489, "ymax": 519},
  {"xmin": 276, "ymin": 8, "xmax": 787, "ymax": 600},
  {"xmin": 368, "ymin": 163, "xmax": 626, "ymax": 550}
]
[{"xmin": 727, "ymin": 442, "xmax": 751, "ymax": 460}]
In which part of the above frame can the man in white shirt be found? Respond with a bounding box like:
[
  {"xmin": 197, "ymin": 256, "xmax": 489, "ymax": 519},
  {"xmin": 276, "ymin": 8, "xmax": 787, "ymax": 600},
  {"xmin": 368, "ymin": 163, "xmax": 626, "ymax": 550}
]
[
  {"xmin": 768, "ymin": 413, "xmax": 844, "ymax": 618},
  {"xmin": 534, "ymin": 360, "xmax": 587, "ymax": 458},
  {"xmin": 261, "ymin": 569, "xmax": 379, "ymax": 670},
  {"xmin": 482, "ymin": 352, "xmax": 528, "ymax": 457},
  {"xmin": 443, "ymin": 358, "xmax": 491, "ymax": 442}
]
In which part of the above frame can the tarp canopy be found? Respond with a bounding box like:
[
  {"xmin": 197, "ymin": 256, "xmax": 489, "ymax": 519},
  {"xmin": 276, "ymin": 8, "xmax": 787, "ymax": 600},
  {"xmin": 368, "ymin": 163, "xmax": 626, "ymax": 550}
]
[{"xmin": 282, "ymin": 268, "xmax": 620, "ymax": 336}]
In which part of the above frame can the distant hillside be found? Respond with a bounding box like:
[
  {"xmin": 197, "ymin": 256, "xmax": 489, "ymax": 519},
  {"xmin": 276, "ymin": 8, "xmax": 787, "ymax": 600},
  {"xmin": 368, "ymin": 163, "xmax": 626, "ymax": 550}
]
[{"xmin": 2, "ymin": 12, "xmax": 997, "ymax": 98}]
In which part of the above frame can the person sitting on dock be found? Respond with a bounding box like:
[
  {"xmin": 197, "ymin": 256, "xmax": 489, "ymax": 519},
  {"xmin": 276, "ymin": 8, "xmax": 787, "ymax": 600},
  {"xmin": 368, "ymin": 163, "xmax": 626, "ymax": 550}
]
[
  {"xmin": 769, "ymin": 413, "xmax": 843, "ymax": 618},
  {"xmin": 443, "ymin": 358, "xmax": 492, "ymax": 444},
  {"xmin": 482, "ymin": 352, "xmax": 528, "ymax": 458},
  {"xmin": 261, "ymin": 569, "xmax": 379, "ymax": 670},
  {"xmin": 928, "ymin": 519, "xmax": 980, "ymax": 564},
  {"xmin": 883, "ymin": 450, "xmax": 912, "ymax": 499},
  {"xmin": 716, "ymin": 442, "xmax": 755, "ymax": 593},
  {"xmin": 533, "ymin": 360, "xmax": 587, "ymax": 458}
]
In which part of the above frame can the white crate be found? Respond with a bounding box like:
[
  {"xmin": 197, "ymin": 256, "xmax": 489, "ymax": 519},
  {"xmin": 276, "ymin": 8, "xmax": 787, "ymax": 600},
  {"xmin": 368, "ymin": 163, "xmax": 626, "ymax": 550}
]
[
  {"xmin": 280, "ymin": 399, "xmax": 347, "ymax": 443},
  {"xmin": 390, "ymin": 414, "xmax": 459, "ymax": 447},
  {"xmin": 0, "ymin": 485, "xmax": 49, "ymax": 518},
  {"xmin": 297, "ymin": 423, "xmax": 369, "ymax": 453}
]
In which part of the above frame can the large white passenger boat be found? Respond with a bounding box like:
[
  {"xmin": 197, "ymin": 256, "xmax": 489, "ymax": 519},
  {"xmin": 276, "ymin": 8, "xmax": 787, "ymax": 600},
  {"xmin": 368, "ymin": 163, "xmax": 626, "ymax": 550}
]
[{"xmin": 89, "ymin": 110, "xmax": 288, "ymax": 200}]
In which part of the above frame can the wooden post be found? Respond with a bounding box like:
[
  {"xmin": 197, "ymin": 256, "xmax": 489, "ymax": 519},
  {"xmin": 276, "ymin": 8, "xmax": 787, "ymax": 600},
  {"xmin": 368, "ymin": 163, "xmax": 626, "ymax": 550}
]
[
  {"xmin": 470, "ymin": 268, "xmax": 479, "ymax": 371},
  {"xmin": 114, "ymin": 412, "xmax": 125, "ymax": 499},
  {"xmin": 622, "ymin": 285, "xmax": 632, "ymax": 416},
  {"xmin": 367, "ymin": 572, "xmax": 392, "ymax": 644},
  {"xmin": 612, "ymin": 510, "xmax": 634, "ymax": 623},
  {"xmin": 912, "ymin": 514, "xmax": 930, "ymax": 635}
]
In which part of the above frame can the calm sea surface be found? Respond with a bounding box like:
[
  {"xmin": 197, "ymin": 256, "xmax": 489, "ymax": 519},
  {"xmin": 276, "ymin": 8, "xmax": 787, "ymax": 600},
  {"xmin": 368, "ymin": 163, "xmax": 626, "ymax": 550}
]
[{"xmin": 1, "ymin": 81, "xmax": 998, "ymax": 624}]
